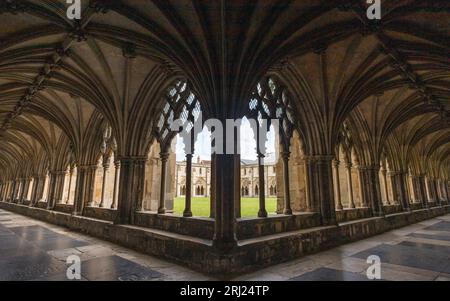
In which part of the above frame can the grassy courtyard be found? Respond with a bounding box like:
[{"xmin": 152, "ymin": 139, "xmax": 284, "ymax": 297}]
[{"xmin": 173, "ymin": 197, "xmax": 277, "ymax": 218}]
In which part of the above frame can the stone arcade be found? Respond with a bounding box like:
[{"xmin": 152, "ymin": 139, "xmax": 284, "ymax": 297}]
[{"xmin": 0, "ymin": 1, "xmax": 449, "ymax": 276}]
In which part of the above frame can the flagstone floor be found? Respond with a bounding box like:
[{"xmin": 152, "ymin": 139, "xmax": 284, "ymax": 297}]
[{"xmin": 0, "ymin": 209, "xmax": 449, "ymax": 281}]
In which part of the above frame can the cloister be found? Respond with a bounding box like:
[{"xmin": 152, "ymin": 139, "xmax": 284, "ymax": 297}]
[{"xmin": 0, "ymin": 0, "xmax": 449, "ymax": 275}]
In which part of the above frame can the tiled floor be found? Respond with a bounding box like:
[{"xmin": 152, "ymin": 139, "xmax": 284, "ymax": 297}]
[{"xmin": 1, "ymin": 209, "xmax": 449, "ymax": 281}]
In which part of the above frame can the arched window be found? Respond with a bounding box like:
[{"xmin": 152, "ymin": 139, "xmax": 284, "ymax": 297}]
[{"xmin": 149, "ymin": 79, "xmax": 203, "ymax": 215}]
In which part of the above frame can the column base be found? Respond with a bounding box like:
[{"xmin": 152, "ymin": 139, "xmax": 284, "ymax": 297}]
[{"xmin": 258, "ymin": 209, "xmax": 268, "ymax": 218}]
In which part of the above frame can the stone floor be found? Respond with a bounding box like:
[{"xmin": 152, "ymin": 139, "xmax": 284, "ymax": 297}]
[{"xmin": 1, "ymin": 209, "xmax": 450, "ymax": 281}]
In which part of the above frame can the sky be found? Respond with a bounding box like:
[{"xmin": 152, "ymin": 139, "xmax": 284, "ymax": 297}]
[{"xmin": 175, "ymin": 118, "xmax": 276, "ymax": 161}]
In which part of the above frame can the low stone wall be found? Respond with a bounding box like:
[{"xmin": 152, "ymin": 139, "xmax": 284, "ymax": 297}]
[
  {"xmin": 237, "ymin": 213, "xmax": 321, "ymax": 240},
  {"xmin": 410, "ymin": 202, "xmax": 424, "ymax": 211},
  {"xmin": 83, "ymin": 206, "xmax": 117, "ymax": 222},
  {"xmin": 336, "ymin": 208, "xmax": 371, "ymax": 223},
  {"xmin": 36, "ymin": 201, "xmax": 48, "ymax": 209},
  {"xmin": 134, "ymin": 212, "xmax": 214, "ymax": 240},
  {"xmin": 223, "ymin": 206, "xmax": 450, "ymax": 276},
  {"xmin": 1, "ymin": 201, "xmax": 449, "ymax": 276},
  {"xmin": 54, "ymin": 203, "xmax": 74, "ymax": 214},
  {"xmin": 383, "ymin": 204, "xmax": 403, "ymax": 215}
]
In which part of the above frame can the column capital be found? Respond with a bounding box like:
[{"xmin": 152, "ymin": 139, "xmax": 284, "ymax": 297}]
[
  {"xmin": 310, "ymin": 155, "xmax": 335, "ymax": 162},
  {"xmin": 77, "ymin": 165, "xmax": 97, "ymax": 172},
  {"xmin": 159, "ymin": 152, "xmax": 170, "ymax": 161},
  {"xmin": 116, "ymin": 156, "xmax": 147, "ymax": 166},
  {"xmin": 332, "ymin": 160, "xmax": 340, "ymax": 168}
]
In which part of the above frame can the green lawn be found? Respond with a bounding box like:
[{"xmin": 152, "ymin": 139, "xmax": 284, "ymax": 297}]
[{"xmin": 173, "ymin": 197, "xmax": 277, "ymax": 218}]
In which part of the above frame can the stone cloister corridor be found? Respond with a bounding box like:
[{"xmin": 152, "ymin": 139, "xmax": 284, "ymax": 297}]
[{"xmin": 0, "ymin": 0, "xmax": 450, "ymax": 279}]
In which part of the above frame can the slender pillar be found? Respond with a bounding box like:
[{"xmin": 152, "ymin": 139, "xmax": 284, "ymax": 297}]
[
  {"xmin": 22, "ymin": 178, "xmax": 32, "ymax": 203},
  {"xmin": 398, "ymin": 171, "xmax": 411, "ymax": 212},
  {"xmin": 345, "ymin": 162, "xmax": 356, "ymax": 209},
  {"xmin": 111, "ymin": 161, "xmax": 120, "ymax": 209},
  {"xmin": 73, "ymin": 165, "xmax": 96, "ymax": 216},
  {"xmin": 158, "ymin": 152, "xmax": 169, "ymax": 214},
  {"xmin": 47, "ymin": 173, "xmax": 58, "ymax": 209},
  {"xmin": 257, "ymin": 152, "xmax": 268, "ymax": 217},
  {"xmin": 234, "ymin": 154, "xmax": 241, "ymax": 218},
  {"xmin": 433, "ymin": 178, "xmax": 441, "ymax": 206},
  {"xmin": 209, "ymin": 156, "xmax": 216, "ymax": 218},
  {"xmin": 99, "ymin": 156, "xmax": 111, "ymax": 208},
  {"xmin": 183, "ymin": 153, "xmax": 193, "ymax": 217},
  {"xmin": 17, "ymin": 178, "xmax": 26, "ymax": 204},
  {"xmin": 54, "ymin": 171, "xmax": 66, "ymax": 206},
  {"xmin": 381, "ymin": 166, "xmax": 390, "ymax": 205},
  {"xmin": 282, "ymin": 151, "xmax": 292, "ymax": 215},
  {"xmin": 65, "ymin": 166, "xmax": 75, "ymax": 204},
  {"xmin": 356, "ymin": 167, "xmax": 368, "ymax": 207},
  {"xmin": 418, "ymin": 175, "xmax": 428, "ymax": 208},
  {"xmin": 333, "ymin": 160, "xmax": 343, "ymax": 210},
  {"xmin": 303, "ymin": 157, "xmax": 313, "ymax": 211}
]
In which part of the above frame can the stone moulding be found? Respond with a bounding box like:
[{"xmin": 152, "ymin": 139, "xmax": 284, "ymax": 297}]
[{"xmin": 0, "ymin": 201, "xmax": 449, "ymax": 277}]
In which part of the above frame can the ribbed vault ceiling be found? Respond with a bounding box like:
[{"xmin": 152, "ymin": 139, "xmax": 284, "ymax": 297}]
[{"xmin": 0, "ymin": 0, "xmax": 449, "ymax": 179}]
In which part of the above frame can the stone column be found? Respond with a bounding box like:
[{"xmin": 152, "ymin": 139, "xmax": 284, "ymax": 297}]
[
  {"xmin": 433, "ymin": 178, "xmax": 441, "ymax": 206},
  {"xmin": 304, "ymin": 157, "xmax": 313, "ymax": 211},
  {"xmin": 17, "ymin": 178, "xmax": 26, "ymax": 204},
  {"xmin": 356, "ymin": 166, "xmax": 368, "ymax": 208},
  {"xmin": 367, "ymin": 166, "xmax": 384, "ymax": 217},
  {"xmin": 212, "ymin": 153, "xmax": 238, "ymax": 251},
  {"xmin": 65, "ymin": 166, "xmax": 75, "ymax": 204},
  {"xmin": 22, "ymin": 178, "xmax": 32, "ymax": 203},
  {"xmin": 380, "ymin": 166, "xmax": 390, "ymax": 205},
  {"xmin": 99, "ymin": 156, "xmax": 111, "ymax": 208},
  {"xmin": 398, "ymin": 171, "xmax": 411, "ymax": 212},
  {"xmin": 184, "ymin": 153, "xmax": 193, "ymax": 217},
  {"xmin": 444, "ymin": 180, "xmax": 450, "ymax": 202},
  {"xmin": 46, "ymin": 173, "xmax": 57, "ymax": 209},
  {"xmin": 345, "ymin": 162, "xmax": 356, "ymax": 209},
  {"xmin": 73, "ymin": 165, "xmax": 97, "ymax": 216},
  {"xmin": 281, "ymin": 151, "xmax": 293, "ymax": 215},
  {"xmin": 333, "ymin": 160, "xmax": 343, "ymax": 210},
  {"xmin": 47, "ymin": 171, "xmax": 66, "ymax": 209},
  {"xmin": 10, "ymin": 180, "xmax": 18, "ymax": 202},
  {"xmin": 209, "ymin": 155, "xmax": 216, "ymax": 218},
  {"xmin": 234, "ymin": 155, "xmax": 241, "ymax": 218},
  {"xmin": 158, "ymin": 152, "xmax": 169, "ymax": 214},
  {"xmin": 111, "ymin": 161, "xmax": 120, "ymax": 209},
  {"xmin": 418, "ymin": 175, "xmax": 428, "ymax": 208},
  {"xmin": 257, "ymin": 153, "xmax": 268, "ymax": 217},
  {"xmin": 315, "ymin": 156, "xmax": 337, "ymax": 226},
  {"xmin": 114, "ymin": 157, "xmax": 146, "ymax": 224},
  {"xmin": 32, "ymin": 176, "xmax": 46, "ymax": 206}
]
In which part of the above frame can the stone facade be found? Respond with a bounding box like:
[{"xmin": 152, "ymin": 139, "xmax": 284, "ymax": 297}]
[{"xmin": 174, "ymin": 155, "xmax": 278, "ymax": 198}]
